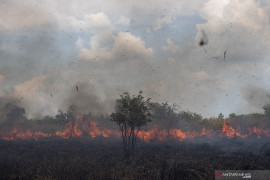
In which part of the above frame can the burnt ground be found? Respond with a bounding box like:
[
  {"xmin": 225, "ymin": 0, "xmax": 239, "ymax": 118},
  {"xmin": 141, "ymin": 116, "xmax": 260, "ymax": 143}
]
[{"xmin": 0, "ymin": 137, "xmax": 270, "ymax": 180}]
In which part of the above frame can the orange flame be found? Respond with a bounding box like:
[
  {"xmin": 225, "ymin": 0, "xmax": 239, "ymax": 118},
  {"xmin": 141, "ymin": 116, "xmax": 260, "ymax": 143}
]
[
  {"xmin": 56, "ymin": 115, "xmax": 83, "ymax": 139},
  {"xmin": 219, "ymin": 123, "xmax": 248, "ymax": 138},
  {"xmin": 81, "ymin": 121, "xmax": 120, "ymax": 138},
  {"xmin": 1, "ymin": 119, "xmax": 270, "ymax": 141},
  {"xmin": 248, "ymin": 127, "xmax": 270, "ymax": 138},
  {"xmin": 137, "ymin": 127, "xmax": 214, "ymax": 142},
  {"xmin": 0, "ymin": 125, "xmax": 50, "ymax": 140},
  {"xmin": 55, "ymin": 116, "xmax": 120, "ymax": 139},
  {"xmin": 138, "ymin": 126, "xmax": 168, "ymax": 142}
]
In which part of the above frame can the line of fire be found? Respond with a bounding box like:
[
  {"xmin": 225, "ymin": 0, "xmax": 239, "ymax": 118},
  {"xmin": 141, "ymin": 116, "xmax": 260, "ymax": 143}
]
[{"xmin": 1, "ymin": 91, "xmax": 270, "ymax": 142}]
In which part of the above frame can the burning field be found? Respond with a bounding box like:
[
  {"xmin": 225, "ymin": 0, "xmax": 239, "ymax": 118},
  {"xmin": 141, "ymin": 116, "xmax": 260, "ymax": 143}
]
[
  {"xmin": 3, "ymin": 0, "xmax": 270, "ymax": 179},
  {"xmin": 1, "ymin": 99, "xmax": 270, "ymax": 180},
  {"xmin": 1, "ymin": 131, "xmax": 270, "ymax": 180},
  {"xmin": 1, "ymin": 118, "xmax": 270, "ymax": 141}
]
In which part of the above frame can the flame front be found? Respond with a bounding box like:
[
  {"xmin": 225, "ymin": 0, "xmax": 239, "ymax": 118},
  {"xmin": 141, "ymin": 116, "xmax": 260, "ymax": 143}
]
[
  {"xmin": 55, "ymin": 116, "xmax": 120, "ymax": 139},
  {"xmin": 0, "ymin": 124, "xmax": 50, "ymax": 141},
  {"xmin": 1, "ymin": 120, "xmax": 270, "ymax": 141}
]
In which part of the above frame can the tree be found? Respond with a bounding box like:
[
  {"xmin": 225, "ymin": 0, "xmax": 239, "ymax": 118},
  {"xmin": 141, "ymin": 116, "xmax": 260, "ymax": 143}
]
[
  {"xmin": 55, "ymin": 109, "xmax": 68, "ymax": 122},
  {"xmin": 5, "ymin": 103, "xmax": 26, "ymax": 123},
  {"xmin": 218, "ymin": 113, "xmax": 224, "ymax": 119},
  {"xmin": 263, "ymin": 104, "xmax": 270, "ymax": 118},
  {"xmin": 179, "ymin": 111, "xmax": 203, "ymax": 122},
  {"xmin": 178, "ymin": 111, "xmax": 203, "ymax": 131},
  {"xmin": 229, "ymin": 113, "xmax": 236, "ymax": 119},
  {"xmin": 3, "ymin": 104, "xmax": 26, "ymax": 134},
  {"xmin": 110, "ymin": 91, "xmax": 152, "ymax": 155},
  {"xmin": 152, "ymin": 102, "xmax": 178, "ymax": 138}
]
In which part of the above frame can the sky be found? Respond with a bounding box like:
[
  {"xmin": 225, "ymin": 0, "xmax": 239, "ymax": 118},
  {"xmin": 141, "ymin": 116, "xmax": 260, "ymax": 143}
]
[{"xmin": 1, "ymin": 0, "xmax": 270, "ymax": 119}]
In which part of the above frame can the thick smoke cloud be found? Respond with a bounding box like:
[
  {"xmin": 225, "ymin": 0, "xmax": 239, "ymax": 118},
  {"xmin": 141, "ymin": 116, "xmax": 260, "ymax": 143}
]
[
  {"xmin": 1, "ymin": 0, "xmax": 270, "ymax": 119},
  {"xmin": 61, "ymin": 82, "xmax": 111, "ymax": 115},
  {"xmin": 0, "ymin": 96, "xmax": 24, "ymax": 122},
  {"xmin": 242, "ymin": 85, "xmax": 270, "ymax": 113}
]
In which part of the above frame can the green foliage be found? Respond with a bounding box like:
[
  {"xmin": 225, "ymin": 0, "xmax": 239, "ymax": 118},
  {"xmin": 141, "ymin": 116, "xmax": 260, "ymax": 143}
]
[
  {"xmin": 218, "ymin": 113, "xmax": 224, "ymax": 119},
  {"xmin": 179, "ymin": 111, "xmax": 203, "ymax": 122},
  {"xmin": 204, "ymin": 118, "xmax": 224, "ymax": 130},
  {"xmin": 151, "ymin": 102, "xmax": 178, "ymax": 137},
  {"xmin": 229, "ymin": 113, "xmax": 236, "ymax": 118},
  {"xmin": 110, "ymin": 91, "xmax": 152, "ymax": 155}
]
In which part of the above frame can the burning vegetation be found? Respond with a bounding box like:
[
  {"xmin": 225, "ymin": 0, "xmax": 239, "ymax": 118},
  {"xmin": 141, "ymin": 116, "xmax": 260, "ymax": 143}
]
[
  {"xmin": 0, "ymin": 91, "xmax": 270, "ymax": 143},
  {"xmin": 1, "ymin": 91, "xmax": 270, "ymax": 179}
]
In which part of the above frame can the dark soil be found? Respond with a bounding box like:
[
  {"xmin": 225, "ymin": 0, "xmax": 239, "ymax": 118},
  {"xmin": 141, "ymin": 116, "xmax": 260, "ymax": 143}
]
[{"xmin": 0, "ymin": 137, "xmax": 270, "ymax": 180}]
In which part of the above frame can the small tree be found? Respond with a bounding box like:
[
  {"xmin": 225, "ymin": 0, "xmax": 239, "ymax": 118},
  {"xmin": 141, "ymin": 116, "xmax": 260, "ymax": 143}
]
[
  {"xmin": 229, "ymin": 113, "xmax": 236, "ymax": 119},
  {"xmin": 218, "ymin": 113, "xmax": 224, "ymax": 119},
  {"xmin": 110, "ymin": 91, "xmax": 152, "ymax": 155},
  {"xmin": 263, "ymin": 104, "xmax": 270, "ymax": 118},
  {"xmin": 178, "ymin": 111, "xmax": 203, "ymax": 131},
  {"xmin": 55, "ymin": 109, "xmax": 68, "ymax": 122},
  {"xmin": 5, "ymin": 103, "xmax": 26, "ymax": 123}
]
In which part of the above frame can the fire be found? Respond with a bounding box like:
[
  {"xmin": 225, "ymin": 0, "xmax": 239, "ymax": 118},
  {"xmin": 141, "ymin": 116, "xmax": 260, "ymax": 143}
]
[
  {"xmin": 137, "ymin": 128, "xmax": 214, "ymax": 142},
  {"xmin": 0, "ymin": 125, "xmax": 50, "ymax": 141},
  {"xmin": 138, "ymin": 126, "xmax": 168, "ymax": 142},
  {"xmin": 248, "ymin": 127, "xmax": 270, "ymax": 138},
  {"xmin": 201, "ymin": 128, "xmax": 213, "ymax": 136},
  {"xmin": 219, "ymin": 123, "xmax": 248, "ymax": 138},
  {"xmin": 1, "ymin": 119, "xmax": 270, "ymax": 141},
  {"xmin": 219, "ymin": 123, "xmax": 270, "ymax": 139},
  {"xmin": 56, "ymin": 115, "xmax": 83, "ymax": 138},
  {"xmin": 55, "ymin": 116, "xmax": 120, "ymax": 139},
  {"xmin": 81, "ymin": 121, "xmax": 120, "ymax": 138},
  {"xmin": 220, "ymin": 123, "xmax": 236, "ymax": 138}
]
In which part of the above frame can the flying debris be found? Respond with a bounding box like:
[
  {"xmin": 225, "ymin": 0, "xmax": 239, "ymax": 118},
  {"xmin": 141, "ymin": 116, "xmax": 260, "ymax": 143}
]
[
  {"xmin": 76, "ymin": 86, "xmax": 78, "ymax": 92},
  {"xmin": 199, "ymin": 30, "xmax": 208, "ymax": 46},
  {"xmin": 224, "ymin": 51, "xmax": 227, "ymax": 60},
  {"xmin": 204, "ymin": 48, "xmax": 207, "ymax": 54}
]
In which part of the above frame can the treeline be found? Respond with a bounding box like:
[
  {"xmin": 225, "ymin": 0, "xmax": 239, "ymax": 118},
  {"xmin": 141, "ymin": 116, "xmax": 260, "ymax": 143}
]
[
  {"xmin": 1, "ymin": 96, "xmax": 270, "ymax": 134},
  {"xmin": 148, "ymin": 102, "xmax": 270, "ymax": 132}
]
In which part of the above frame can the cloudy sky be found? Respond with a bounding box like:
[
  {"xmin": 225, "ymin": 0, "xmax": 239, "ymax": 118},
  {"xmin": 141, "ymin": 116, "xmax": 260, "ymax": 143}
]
[{"xmin": 1, "ymin": 0, "xmax": 270, "ymax": 118}]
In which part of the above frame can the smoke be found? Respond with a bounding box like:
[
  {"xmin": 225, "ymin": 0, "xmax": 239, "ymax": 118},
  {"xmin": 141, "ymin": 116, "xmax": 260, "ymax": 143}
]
[
  {"xmin": 0, "ymin": 80, "xmax": 114, "ymax": 121},
  {"xmin": 242, "ymin": 85, "xmax": 270, "ymax": 112},
  {"xmin": 1, "ymin": 0, "xmax": 270, "ymax": 118},
  {"xmin": 60, "ymin": 82, "xmax": 113, "ymax": 116},
  {"xmin": 0, "ymin": 96, "xmax": 23, "ymax": 122},
  {"xmin": 5, "ymin": 103, "xmax": 26, "ymax": 123}
]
